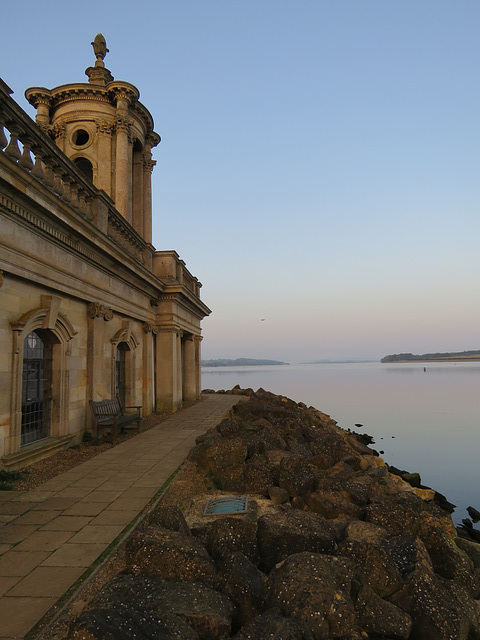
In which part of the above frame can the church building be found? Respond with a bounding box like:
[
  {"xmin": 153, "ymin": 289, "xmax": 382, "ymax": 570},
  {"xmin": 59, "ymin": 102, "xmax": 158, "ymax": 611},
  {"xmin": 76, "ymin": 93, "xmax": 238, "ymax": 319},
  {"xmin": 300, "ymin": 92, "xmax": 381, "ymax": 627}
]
[{"xmin": 0, "ymin": 35, "xmax": 210, "ymax": 468}]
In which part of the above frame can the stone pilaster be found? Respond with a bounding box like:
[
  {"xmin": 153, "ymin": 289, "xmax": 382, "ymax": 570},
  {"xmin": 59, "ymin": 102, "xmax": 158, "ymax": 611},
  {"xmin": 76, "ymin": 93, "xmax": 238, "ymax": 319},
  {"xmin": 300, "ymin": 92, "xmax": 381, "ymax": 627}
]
[
  {"xmin": 183, "ymin": 335, "xmax": 196, "ymax": 401},
  {"xmin": 155, "ymin": 329, "xmax": 180, "ymax": 412}
]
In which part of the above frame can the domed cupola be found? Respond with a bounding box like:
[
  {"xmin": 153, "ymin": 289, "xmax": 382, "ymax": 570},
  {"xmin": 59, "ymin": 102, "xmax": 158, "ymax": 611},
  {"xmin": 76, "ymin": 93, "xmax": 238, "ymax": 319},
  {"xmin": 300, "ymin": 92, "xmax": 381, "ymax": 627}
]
[{"xmin": 25, "ymin": 34, "xmax": 160, "ymax": 243}]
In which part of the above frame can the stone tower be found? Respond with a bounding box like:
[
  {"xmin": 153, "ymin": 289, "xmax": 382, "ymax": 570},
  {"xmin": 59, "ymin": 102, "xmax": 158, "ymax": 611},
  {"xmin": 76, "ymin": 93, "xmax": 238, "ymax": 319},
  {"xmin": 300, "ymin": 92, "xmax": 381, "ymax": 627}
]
[{"xmin": 25, "ymin": 34, "xmax": 160, "ymax": 244}]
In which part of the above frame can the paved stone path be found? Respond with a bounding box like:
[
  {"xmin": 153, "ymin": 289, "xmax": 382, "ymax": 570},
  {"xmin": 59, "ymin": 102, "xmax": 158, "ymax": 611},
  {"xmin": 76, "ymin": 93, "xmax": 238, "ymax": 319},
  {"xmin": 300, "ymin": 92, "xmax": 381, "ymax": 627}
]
[{"xmin": 0, "ymin": 394, "xmax": 242, "ymax": 639}]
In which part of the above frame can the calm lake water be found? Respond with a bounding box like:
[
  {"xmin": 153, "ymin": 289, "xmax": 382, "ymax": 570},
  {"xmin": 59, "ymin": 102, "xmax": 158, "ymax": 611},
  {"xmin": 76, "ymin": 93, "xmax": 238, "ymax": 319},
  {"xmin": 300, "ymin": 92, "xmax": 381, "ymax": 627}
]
[{"xmin": 202, "ymin": 362, "xmax": 480, "ymax": 524}]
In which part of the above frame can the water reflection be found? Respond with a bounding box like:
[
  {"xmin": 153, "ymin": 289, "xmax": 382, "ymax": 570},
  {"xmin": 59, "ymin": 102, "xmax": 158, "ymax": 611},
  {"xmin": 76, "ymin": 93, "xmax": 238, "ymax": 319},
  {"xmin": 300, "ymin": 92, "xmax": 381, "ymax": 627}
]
[{"xmin": 202, "ymin": 362, "xmax": 480, "ymax": 524}]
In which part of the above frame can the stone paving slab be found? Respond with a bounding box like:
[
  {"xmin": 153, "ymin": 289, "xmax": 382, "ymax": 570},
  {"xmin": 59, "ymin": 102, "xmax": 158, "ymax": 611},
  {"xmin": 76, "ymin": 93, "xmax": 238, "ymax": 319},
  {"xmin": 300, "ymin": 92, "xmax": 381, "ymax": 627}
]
[{"xmin": 0, "ymin": 394, "xmax": 242, "ymax": 639}]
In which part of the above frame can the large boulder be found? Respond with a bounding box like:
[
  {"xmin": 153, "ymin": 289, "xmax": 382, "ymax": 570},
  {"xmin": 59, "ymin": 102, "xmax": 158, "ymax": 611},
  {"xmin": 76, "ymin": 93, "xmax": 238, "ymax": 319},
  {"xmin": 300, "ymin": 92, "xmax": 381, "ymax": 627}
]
[
  {"xmin": 278, "ymin": 454, "xmax": 317, "ymax": 498},
  {"xmin": 207, "ymin": 515, "xmax": 259, "ymax": 564},
  {"xmin": 231, "ymin": 609, "xmax": 314, "ymax": 640},
  {"xmin": 354, "ymin": 584, "xmax": 412, "ymax": 639},
  {"xmin": 145, "ymin": 505, "xmax": 191, "ymax": 537},
  {"xmin": 70, "ymin": 606, "xmax": 199, "ymax": 640},
  {"xmin": 218, "ymin": 461, "xmax": 272, "ymax": 496},
  {"xmin": 217, "ymin": 552, "xmax": 267, "ymax": 629},
  {"xmin": 302, "ymin": 424, "xmax": 353, "ymax": 468},
  {"xmin": 126, "ymin": 524, "xmax": 216, "ymax": 584},
  {"xmin": 257, "ymin": 511, "xmax": 336, "ymax": 572},
  {"xmin": 456, "ymin": 536, "xmax": 480, "ymax": 568},
  {"xmin": 189, "ymin": 433, "xmax": 248, "ymax": 476},
  {"xmin": 268, "ymin": 553, "xmax": 357, "ymax": 639},
  {"xmin": 305, "ymin": 489, "xmax": 365, "ymax": 520},
  {"xmin": 338, "ymin": 537, "xmax": 404, "ymax": 598},
  {"xmin": 391, "ymin": 570, "xmax": 480, "ymax": 640},
  {"xmin": 70, "ymin": 574, "xmax": 235, "ymax": 640}
]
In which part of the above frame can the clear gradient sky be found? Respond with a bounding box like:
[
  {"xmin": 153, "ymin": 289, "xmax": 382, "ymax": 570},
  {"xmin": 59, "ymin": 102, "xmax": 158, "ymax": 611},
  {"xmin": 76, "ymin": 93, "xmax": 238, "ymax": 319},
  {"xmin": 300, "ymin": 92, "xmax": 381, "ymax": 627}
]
[{"xmin": 3, "ymin": 1, "xmax": 480, "ymax": 363}]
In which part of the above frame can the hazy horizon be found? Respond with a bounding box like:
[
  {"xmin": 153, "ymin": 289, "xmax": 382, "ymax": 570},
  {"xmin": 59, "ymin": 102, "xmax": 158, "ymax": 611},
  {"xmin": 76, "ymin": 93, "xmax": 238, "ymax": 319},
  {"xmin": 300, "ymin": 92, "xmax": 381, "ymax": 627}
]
[{"xmin": 3, "ymin": 1, "xmax": 479, "ymax": 362}]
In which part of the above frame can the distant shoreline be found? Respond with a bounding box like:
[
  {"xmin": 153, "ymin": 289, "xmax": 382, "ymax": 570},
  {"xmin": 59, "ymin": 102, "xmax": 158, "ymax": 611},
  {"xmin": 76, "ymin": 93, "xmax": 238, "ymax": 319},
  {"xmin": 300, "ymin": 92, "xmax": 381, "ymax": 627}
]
[
  {"xmin": 384, "ymin": 356, "xmax": 480, "ymax": 363},
  {"xmin": 202, "ymin": 358, "xmax": 289, "ymax": 367}
]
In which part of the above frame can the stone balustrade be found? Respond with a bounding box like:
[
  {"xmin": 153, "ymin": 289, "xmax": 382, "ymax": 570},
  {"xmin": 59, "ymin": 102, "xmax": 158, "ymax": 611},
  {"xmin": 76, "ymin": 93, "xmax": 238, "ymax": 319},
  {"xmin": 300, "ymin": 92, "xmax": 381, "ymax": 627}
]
[{"xmin": 0, "ymin": 79, "xmax": 148, "ymax": 266}]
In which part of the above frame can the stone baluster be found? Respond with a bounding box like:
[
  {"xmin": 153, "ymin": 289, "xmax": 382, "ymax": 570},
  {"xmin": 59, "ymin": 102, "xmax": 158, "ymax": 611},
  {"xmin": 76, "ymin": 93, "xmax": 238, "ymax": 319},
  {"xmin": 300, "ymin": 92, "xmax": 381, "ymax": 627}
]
[
  {"xmin": 85, "ymin": 195, "xmax": 94, "ymax": 221},
  {"xmin": 61, "ymin": 175, "xmax": 72, "ymax": 203},
  {"xmin": 53, "ymin": 167, "xmax": 64, "ymax": 197},
  {"xmin": 0, "ymin": 119, "xmax": 8, "ymax": 150},
  {"xmin": 42, "ymin": 160, "xmax": 56, "ymax": 188},
  {"xmin": 4, "ymin": 126, "xmax": 21, "ymax": 161},
  {"xmin": 70, "ymin": 183, "xmax": 80, "ymax": 210},
  {"xmin": 78, "ymin": 190, "xmax": 87, "ymax": 216},
  {"xmin": 30, "ymin": 147, "xmax": 46, "ymax": 181},
  {"xmin": 18, "ymin": 138, "xmax": 34, "ymax": 171}
]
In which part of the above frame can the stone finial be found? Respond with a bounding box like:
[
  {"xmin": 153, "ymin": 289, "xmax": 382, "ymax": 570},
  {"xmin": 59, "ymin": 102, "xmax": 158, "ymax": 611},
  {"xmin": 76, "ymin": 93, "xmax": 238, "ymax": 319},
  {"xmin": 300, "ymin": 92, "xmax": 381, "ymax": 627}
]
[
  {"xmin": 85, "ymin": 34, "xmax": 114, "ymax": 85},
  {"xmin": 92, "ymin": 34, "xmax": 109, "ymax": 62}
]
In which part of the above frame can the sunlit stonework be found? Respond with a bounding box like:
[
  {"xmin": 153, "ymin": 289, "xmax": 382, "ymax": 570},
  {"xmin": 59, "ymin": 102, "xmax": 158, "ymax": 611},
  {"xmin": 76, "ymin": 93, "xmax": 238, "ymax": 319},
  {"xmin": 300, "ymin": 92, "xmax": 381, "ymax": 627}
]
[{"xmin": 0, "ymin": 36, "xmax": 209, "ymax": 467}]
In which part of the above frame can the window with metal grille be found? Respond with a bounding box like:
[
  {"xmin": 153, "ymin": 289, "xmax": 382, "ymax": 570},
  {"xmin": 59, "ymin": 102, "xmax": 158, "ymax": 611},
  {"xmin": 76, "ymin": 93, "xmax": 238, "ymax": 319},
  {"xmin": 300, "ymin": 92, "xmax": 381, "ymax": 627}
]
[
  {"xmin": 115, "ymin": 343, "xmax": 128, "ymax": 407},
  {"xmin": 21, "ymin": 330, "xmax": 51, "ymax": 446}
]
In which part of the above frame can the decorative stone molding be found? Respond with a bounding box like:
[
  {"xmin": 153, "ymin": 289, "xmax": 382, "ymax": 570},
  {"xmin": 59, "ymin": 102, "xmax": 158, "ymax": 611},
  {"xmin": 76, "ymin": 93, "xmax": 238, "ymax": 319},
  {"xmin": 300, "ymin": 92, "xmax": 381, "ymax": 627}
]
[
  {"xmin": 114, "ymin": 115, "xmax": 131, "ymax": 134},
  {"xmin": 142, "ymin": 322, "xmax": 153, "ymax": 333},
  {"xmin": 50, "ymin": 122, "xmax": 66, "ymax": 140},
  {"xmin": 143, "ymin": 157, "xmax": 156, "ymax": 173},
  {"xmin": 111, "ymin": 322, "xmax": 139, "ymax": 349},
  {"xmin": 87, "ymin": 302, "xmax": 113, "ymax": 321},
  {"xmin": 97, "ymin": 120, "xmax": 114, "ymax": 135}
]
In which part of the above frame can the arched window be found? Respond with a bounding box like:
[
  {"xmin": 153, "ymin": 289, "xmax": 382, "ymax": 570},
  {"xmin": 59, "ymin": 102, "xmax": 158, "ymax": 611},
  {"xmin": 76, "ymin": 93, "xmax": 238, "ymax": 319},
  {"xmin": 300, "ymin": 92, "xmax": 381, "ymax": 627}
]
[
  {"xmin": 74, "ymin": 157, "xmax": 93, "ymax": 182},
  {"xmin": 21, "ymin": 330, "xmax": 52, "ymax": 446},
  {"xmin": 10, "ymin": 301, "xmax": 77, "ymax": 456},
  {"xmin": 115, "ymin": 342, "xmax": 128, "ymax": 407}
]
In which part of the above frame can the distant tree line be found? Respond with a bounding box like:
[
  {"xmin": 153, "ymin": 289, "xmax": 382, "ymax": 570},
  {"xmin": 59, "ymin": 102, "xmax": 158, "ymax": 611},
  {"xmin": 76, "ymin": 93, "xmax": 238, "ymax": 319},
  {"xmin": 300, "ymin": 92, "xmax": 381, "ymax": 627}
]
[
  {"xmin": 201, "ymin": 358, "xmax": 289, "ymax": 367},
  {"xmin": 381, "ymin": 350, "xmax": 480, "ymax": 362}
]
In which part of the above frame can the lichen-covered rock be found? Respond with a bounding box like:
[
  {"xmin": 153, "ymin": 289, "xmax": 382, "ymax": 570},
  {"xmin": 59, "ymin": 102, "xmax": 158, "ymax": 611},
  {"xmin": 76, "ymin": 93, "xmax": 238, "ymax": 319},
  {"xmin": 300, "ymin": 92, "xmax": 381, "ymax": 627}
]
[
  {"xmin": 189, "ymin": 433, "xmax": 248, "ymax": 476},
  {"xmin": 268, "ymin": 485, "xmax": 290, "ymax": 505},
  {"xmin": 70, "ymin": 606, "xmax": 200, "ymax": 640},
  {"xmin": 302, "ymin": 424, "xmax": 353, "ymax": 468},
  {"xmin": 145, "ymin": 505, "xmax": 191, "ymax": 537},
  {"xmin": 278, "ymin": 454, "xmax": 317, "ymax": 498},
  {"xmin": 391, "ymin": 570, "xmax": 480, "ymax": 640},
  {"xmin": 344, "ymin": 520, "xmax": 389, "ymax": 545},
  {"xmin": 85, "ymin": 574, "xmax": 234, "ymax": 640},
  {"xmin": 456, "ymin": 536, "xmax": 480, "ymax": 568},
  {"xmin": 126, "ymin": 524, "xmax": 216, "ymax": 584},
  {"xmin": 382, "ymin": 534, "xmax": 434, "ymax": 580},
  {"xmin": 305, "ymin": 489, "xmax": 365, "ymax": 519},
  {"xmin": 354, "ymin": 584, "xmax": 412, "ymax": 639},
  {"xmin": 231, "ymin": 608, "xmax": 315, "ymax": 640},
  {"xmin": 219, "ymin": 461, "xmax": 271, "ymax": 496},
  {"xmin": 338, "ymin": 537, "xmax": 404, "ymax": 597},
  {"xmin": 245, "ymin": 423, "xmax": 287, "ymax": 456},
  {"xmin": 257, "ymin": 511, "xmax": 336, "ymax": 572},
  {"xmin": 268, "ymin": 553, "xmax": 357, "ymax": 639},
  {"xmin": 207, "ymin": 516, "xmax": 259, "ymax": 564},
  {"xmin": 217, "ymin": 552, "xmax": 267, "ymax": 629}
]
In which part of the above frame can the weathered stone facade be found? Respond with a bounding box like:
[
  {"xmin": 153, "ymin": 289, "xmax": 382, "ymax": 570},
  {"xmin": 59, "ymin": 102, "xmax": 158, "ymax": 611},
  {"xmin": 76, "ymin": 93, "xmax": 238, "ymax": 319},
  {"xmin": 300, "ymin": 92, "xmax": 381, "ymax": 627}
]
[{"xmin": 0, "ymin": 36, "xmax": 210, "ymax": 468}]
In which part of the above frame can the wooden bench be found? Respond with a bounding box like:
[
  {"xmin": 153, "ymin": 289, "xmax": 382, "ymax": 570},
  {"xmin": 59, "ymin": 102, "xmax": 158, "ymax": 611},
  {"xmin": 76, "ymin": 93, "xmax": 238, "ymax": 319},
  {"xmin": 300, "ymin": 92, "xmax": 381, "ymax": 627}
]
[{"xmin": 89, "ymin": 397, "xmax": 142, "ymax": 443}]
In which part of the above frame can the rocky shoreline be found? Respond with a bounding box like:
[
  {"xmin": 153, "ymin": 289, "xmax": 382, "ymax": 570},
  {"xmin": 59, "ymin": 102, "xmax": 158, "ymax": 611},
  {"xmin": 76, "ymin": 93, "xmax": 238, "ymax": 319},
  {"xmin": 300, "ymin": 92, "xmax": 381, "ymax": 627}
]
[{"xmin": 69, "ymin": 387, "xmax": 480, "ymax": 640}]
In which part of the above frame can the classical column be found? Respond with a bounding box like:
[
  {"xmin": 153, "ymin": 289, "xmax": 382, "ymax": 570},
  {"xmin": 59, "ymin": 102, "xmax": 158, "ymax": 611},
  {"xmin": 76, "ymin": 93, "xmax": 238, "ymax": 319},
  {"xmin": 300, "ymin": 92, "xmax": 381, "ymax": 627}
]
[
  {"xmin": 97, "ymin": 121, "xmax": 113, "ymax": 195},
  {"xmin": 183, "ymin": 335, "xmax": 196, "ymax": 402},
  {"xmin": 194, "ymin": 336, "xmax": 203, "ymax": 399},
  {"xmin": 114, "ymin": 93, "xmax": 132, "ymax": 223},
  {"xmin": 132, "ymin": 150, "xmax": 144, "ymax": 237},
  {"xmin": 142, "ymin": 323, "xmax": 154, "ymax": 416},
  {"xmin": 155, "ymin": 329, "xmax": 180, "ymax": 412},
  {"xmin": 176, "ymin": 331, "xmax": 183, "ymax": 407},
  {"xmin": 142, "ymin": 151, "xmax": 155, "ymax": 245}
]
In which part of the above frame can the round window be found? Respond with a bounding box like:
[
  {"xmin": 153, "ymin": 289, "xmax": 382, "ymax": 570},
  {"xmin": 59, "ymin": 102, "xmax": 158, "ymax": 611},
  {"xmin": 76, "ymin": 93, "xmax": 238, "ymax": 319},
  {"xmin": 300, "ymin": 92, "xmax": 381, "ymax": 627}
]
[{"xmin": 72, "ymin": 129, "xmax": 90, "ymax": 146}]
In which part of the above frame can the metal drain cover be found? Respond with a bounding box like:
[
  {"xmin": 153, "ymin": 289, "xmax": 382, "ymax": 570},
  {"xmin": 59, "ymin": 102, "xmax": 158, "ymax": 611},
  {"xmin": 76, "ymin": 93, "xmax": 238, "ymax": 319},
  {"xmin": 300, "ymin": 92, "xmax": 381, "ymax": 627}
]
[{"xmin": 203, "ymin": 495, "xmax": 249, "ymax": 516}]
